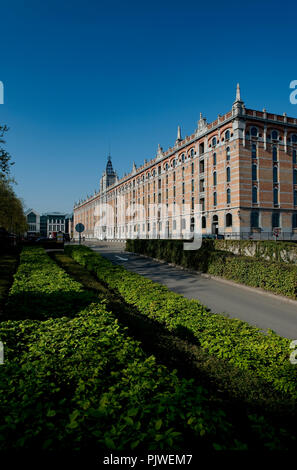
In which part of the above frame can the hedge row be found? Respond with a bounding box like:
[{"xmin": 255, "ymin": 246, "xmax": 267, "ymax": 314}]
[
  {"xmin": 125, "ymin": 239, "xmax": 297, "ymax": 299},
  {"xmin": 0, "ymin": 247, "xmax": 254, "ymax": 452},
  {"xmin": 1, "ymin": 304, "xmax": 248, "ymax": 452},
  {"xmin": 65, "ymin": 245, "xmax": 297, "ymax": 399},
  {"xmin": 214, "ymin": 239, "xmax": 297, "ymax": 264},
  {"xmin": 4, "ymin": 247, "xmax": 94, "ymax": 320}
]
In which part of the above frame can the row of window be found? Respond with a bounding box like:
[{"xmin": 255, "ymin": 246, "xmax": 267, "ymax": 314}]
[
  {"xmin": 252, "ymin": 187, "xmax": 297, "ymax": 206},
  {"xmin": 249, "ymin": 127, "xmax": 297, "ymax": 142},
  {"xmin": 210, "ymin": 130, "xmax": 231, "ymax": 148},
  {"xmin": 251, "ymin": 144, "xmax": 297, "ymax": 162},
  {"xmin": 212, "ymin": 148, "xmax": 231, "ymax": 165},
  {"xmin": 213, "ymin": 189, "xmax": 231, "ymax": 206},
  {"xmin": 213, "ymin": 167, "xmax": 231, "ymax": 185},
  {"xmin": 251, "ymin": 212, "xmax": 297, "ymax": 229},
  {"xmin": 128, "ymin": 212, "xmax": 297, "ymax": 232},
  {"xmin": 251, "ymin": 165, "xmax": 297, "ymax": 183}
]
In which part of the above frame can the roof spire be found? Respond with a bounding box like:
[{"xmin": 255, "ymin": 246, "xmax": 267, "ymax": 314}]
[
  {"xmin": 177, "ymin": 125, "xmax": 181, "ymax": 141},
  {"xmin": 236, "ymin": 83, "xmax": 241, "ymax": 102}
]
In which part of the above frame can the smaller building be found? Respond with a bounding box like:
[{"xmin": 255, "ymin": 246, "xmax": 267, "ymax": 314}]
[
  {"xmin": 25, "ymin": 209, "xmax": 40, "ymax": 236},
  {"xmin": 40, "ymin": 212, "xmax": 73, "ymax": 238}
]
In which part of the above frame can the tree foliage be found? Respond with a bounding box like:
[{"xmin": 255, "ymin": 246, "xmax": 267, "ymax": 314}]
[
  {"xmin": 0, "ymin": 179, "xmax": 27, "ymax": 234},
  {"xmin": 0, "ymin": 125, "xmax": 27, "ymax": 234},
  {"xmin": 0, "ymin": 125, "xmax": 14, "ymax": 179}
]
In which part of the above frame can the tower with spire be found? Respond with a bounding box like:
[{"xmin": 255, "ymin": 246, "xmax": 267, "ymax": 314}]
[
  {"xmin": 100, "ymin": 155, "xmax": 118, "ymax": 192},
  {"xmin": 232, "ymin": 83, "xmax": 245, "ymax": 116}
]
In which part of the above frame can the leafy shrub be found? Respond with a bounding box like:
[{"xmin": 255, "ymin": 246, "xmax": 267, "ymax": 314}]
[
  {"xmin": 65, "ymin": 245, "xmax": 297, "ymax": 399},
  {"xmin": 0, "ymin": 303, "xmax": 251, "ymax": 452},
  {"xmin": 126, "ymin": 239, "xmax": 297, "ymax": 299},
  {"xmin": 4, "ymin": 247, "xmax": 94, "ymax": 320}
]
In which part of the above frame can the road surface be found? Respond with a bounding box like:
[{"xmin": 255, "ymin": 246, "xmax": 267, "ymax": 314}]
[{"xmin": 86, "ymin": 242, "xmax": 297, "ymax": 339}]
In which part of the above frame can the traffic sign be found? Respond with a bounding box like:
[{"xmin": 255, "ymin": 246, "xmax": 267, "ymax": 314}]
[{"xmin": 75, "ymin": 223, "xmax": 85, "ymax": 233}]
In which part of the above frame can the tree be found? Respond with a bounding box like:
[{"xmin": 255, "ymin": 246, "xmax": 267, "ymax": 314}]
[
  {"xmin": 0, "ymin": 125, "xmax": 14, "ymax": 179},
  {"xmin": 0, "ymin": 179, "xmax": 27, "ymax": 234},
  {"xmin": 0, "ymin": 125, "xmax": 27, "ymax": 234}
]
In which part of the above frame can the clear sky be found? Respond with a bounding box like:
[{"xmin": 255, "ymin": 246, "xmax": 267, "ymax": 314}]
[{"xmin": 1, "ymin": 0, "xmax": 297, "ymax": 214}]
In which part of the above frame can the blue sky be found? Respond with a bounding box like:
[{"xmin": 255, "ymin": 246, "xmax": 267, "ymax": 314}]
[{"xmin": 1, "ymin": 0, "xmax": 297, "ymax": 213}]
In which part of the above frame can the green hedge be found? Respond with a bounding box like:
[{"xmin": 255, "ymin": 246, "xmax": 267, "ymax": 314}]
[
  {"xmin": 214, "ymin": 239, "xmax": 297, "ymax": 263},
  {"xmin": 1, "ymin": 304, "xmax": 246, "ymax": 452},
  {"xmin": 0, "ymin": 246, "xmax": 258, "ymax": 452},
  {"xmin": 4, "ymin": 247, "xmax": 94, "ymax": 320},
  {"xmin": 125, "ymin": 239, "xmax": 297, "ymax": 299},
  {"xmin": 65, "ymin": 245, "xmax": 297, "ymax": 400}
]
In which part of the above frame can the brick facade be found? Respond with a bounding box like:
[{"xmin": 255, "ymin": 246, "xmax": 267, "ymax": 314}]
[{"xmin": 73, "ymin": 85, "xmax": 297, "ymax": 240}]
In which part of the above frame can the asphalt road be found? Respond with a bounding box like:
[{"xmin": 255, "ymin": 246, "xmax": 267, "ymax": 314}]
[{"xmin": 87, "ymin": 242, "xmax": 297, "ymax": 339}]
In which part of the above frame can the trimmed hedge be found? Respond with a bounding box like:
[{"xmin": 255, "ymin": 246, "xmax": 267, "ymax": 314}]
[
  {"xmin": 1, "ymin": 304, "xmax": 246, "ymax": 452},
  {"xmin": 65, "ymin": 245, "xmax": 297, "ymax": 400},
  {"xmin": 214, "ymin": 239, "xmax": 297, "ymax": 264},
  {"xmin": 125, "ymin": 239, "xmax": 297, "ymax": 299},
  {"xmin": 0, "ymin": 246, "xmax": 263, "ymax": 452},
  {"xmin": 4, "ymin": 247, "xmax": 94, "ymax": 320}
]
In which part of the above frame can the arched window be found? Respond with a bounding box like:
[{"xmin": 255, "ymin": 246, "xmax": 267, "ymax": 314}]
[
  {"xmin": 213, "ymin": 191, "xmax": 217, "ymax": 206},
  {"xmin": 226, "ymin": 166, "xmax": 231, "ymax": 182},
  {"xmin": 293, "ymin": 149, "xmax": 297, "ymax": 164},
  {"xmin": 293, "ymin": 213, "xmax": 297, "ymax": 228},
  {"xmin": 251, "ymin": 127, "xmax": 258, "ymax": 137},
  {"xmin": 271, "ymin": 130, "xmax": 278, "ymax": 140},
  {"xmin": 190, "ymin": 148, "xmax": 195, "ymax": 157},
  {"xmin": 272, "ymin": 146, "xmax": 278, "ymax": 162},
  {"xmin": 273, "ymin": 187, "xmax": 279, "ymax": 205},
  {"xmin": 165, "ymin": 162, "xmax": 169, "ymax": 170},
  {"xmin": 181, "ymin": 153, "xmax": 185, "ymax": 163},
  {"xmin": 252, "ymin": 164, "xmax": 257, "ymax": 181},
  {"xmin": 251, "ymin": 211, "xmax": 259, "ymax": 228},
  {"xmin": 226, "ymin": 213, "xmax": 232, "ymax": 227},
  {"xmin": 213, "ymin": 171, "xmax": 217, "ymax": 186},
  {"xmin": 173, "ymin": 219, "xmax": 177, "ymax": 230},
  {"xmin": 273, "ymin": 166, "xmax": 278, "ymax": 183},
  {"xmin": 190, "ymin": 217, "xmax": 195, "ymax": 232},
  {"xmin": 213, "ymin": 153, "xmax": 217, "ymax": 166},
  {"xmin": 202, "ymin": 216, "xmax": 206, "ymax": 229},
  {"xmin": 212, "ymin": 137, "xmax": 217, "ymax": 147},
  {"xmin": 294, "ymin": 190, "xmax": 297, "ymax": 206},
  {"xmin": 292, "ymin": 135, "xmax": 297, "ymax": 143},
  {"xmin": 294, "ymin": 169, "xmax": 297, "ymax": 185},
  {"xmin": 225, "ymin": 130, "xmax": 230, "ymax": 141},
  {"xmin": 158, "ymin": 166, "xmax": 161, "ymax": 175},
  {"xmin": 226, "ymin": 146, "xmax": 230, "ymax": 161},
  {"xmin": 272, "ymin": 212, "xmax": 280, "ymax": 228},
  {"xmin": 173, "ymin": 160, "xmax": 176, "ymax": 168},
  {"xmin": 252, "ymin": 144, "xmax": 257, "ymax": 159},
  {"xmin": 252, "ymin": 186, "xmax": 258, "ymax": 203},
  {"xmin": 227, "ymin": 188, "xmax": 231, "ymax": 204}
]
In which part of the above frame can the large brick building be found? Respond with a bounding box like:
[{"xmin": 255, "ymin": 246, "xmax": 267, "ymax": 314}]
[{"xmin": 73, "ymin": 85, "xmax": 297, "ymax": 241}]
